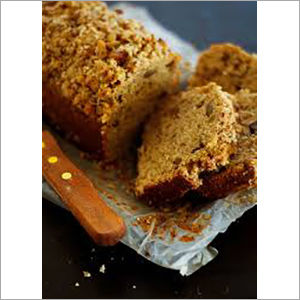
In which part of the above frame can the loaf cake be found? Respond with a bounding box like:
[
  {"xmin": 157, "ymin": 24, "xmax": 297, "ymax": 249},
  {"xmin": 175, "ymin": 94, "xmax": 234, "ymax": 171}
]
[
  {"xmin": 42, "ymin": 1, "xmax": 180, "ymax": 162},
  {"xmin": 197, "ymin": 89, "xmax": 257, "ymax": 199},
  {"xmin": 135, "ymin": 83, "xmax": 237, "ymax": 203},
  {"xmin": 189, "ymin": 43, "xmax": 257, "ymax": 94}
]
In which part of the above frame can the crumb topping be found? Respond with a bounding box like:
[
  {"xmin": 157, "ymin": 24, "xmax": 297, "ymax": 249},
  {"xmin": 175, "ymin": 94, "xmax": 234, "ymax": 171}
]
[{"xmin": 42, "ymin": 1, "xmax": 173, "ymax": 123}]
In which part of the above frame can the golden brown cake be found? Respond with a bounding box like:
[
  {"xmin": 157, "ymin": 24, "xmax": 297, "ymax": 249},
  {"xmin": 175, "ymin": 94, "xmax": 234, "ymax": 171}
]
[
  {"xmin": 197, "ymin": 90, "xmax": 257, "ymax": 199},
  {"xmin": 42, "ymin": 1, "xmax": 180, "ymax": 161},
  {"xmin": 135, "ymin": 83, "xmax": 237, "ymax": 203},
  {"xmin": 197, "ymin": 133, "xmax": 257, "ymax": 199},
  {"xmin": 189, "ymin": 43, "xmax": 257, "ymax": 94},
  {"xmin": 233, "ymin": 89, "xmax": 257, "ymax": 133}
]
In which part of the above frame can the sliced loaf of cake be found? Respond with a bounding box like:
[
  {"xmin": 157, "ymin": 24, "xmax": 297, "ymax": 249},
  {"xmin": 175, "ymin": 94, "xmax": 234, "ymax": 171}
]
[
  {"xmin": 42, "ymin": 1, "xmax": 180, "ymax": 162},
  {"xmin": 189, "ymin": 43, "xmax": 257, "ymax": 93},
  {"xmin": 135, "ymin": 83, "xmax": 237, "ymax": 203}
]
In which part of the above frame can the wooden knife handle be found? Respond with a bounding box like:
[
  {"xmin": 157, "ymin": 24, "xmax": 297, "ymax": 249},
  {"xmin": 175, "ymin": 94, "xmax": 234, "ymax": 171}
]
[{"xmin": 42, "ymin": 130, "xmax": 126, "ymax": 246}]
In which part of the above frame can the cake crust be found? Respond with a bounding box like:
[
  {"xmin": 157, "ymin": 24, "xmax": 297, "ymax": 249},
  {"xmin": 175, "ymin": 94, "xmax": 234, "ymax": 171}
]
[
  {"xmin": 197, "ymin": 135, "xmax": 257, "ymax": 199},
  {"xmin": 43, "ymin": 83, "xmax": 103, "ymax": 158},
  {"xmin": 137, "ymin": 174, "xmax": 196, "ymax": 205},
  {"xmin": 198, "ymin": 161, "xmax": 256, "ymax": 200}
]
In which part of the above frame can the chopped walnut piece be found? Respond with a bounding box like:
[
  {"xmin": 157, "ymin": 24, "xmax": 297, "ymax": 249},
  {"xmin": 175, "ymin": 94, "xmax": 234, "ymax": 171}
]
[{"xmin": 109, "ymin": 50, "xmax": 128, "ymax": 66}]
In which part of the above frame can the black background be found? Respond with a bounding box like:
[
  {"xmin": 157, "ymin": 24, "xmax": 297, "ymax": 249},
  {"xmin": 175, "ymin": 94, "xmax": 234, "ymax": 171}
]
[
  {"xmin": 43, "ymin": 2, "xmax": 257, "ymax": 298},
  {"xmin": 110, "ymin": 1, "xmax": 257, "ymax": 53}
]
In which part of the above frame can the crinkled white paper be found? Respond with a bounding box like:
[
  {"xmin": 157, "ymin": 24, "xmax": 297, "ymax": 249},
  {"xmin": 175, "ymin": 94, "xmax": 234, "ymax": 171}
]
[{"xmin": 43, "ymin": 3, "xmax": 256, "ymax": 276}]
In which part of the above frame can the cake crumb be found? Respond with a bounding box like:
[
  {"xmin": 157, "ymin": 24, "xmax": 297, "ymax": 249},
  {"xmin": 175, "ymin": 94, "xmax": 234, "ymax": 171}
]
[
  {"xmin": 82, "ymin": 271, "xmax": 91, "ymax": 278},
  {"xmin": 223, "ymin": 285, "xmax": 230, "ymax": 295},
  {"xmin": 75, "ymin": 282, "xmax": 80, "ymax": 287},
  {"xmin": 99, "ymin": 264, "xmax": 106, "ymax": 274},
  {"xmin": 114, "ymin": 8, "xmax": 123, "ymax": 15},
  {"xmin": 196, "ymin": 285, "xmax": 202, "ymax": 296}
]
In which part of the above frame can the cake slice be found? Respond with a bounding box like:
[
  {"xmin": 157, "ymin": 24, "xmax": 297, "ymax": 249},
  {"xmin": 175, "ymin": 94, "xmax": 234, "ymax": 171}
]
[
  {"xmin": 135, "ymin": 83, "xmax": 237, "ymax": 203},
  {"xmin": 233, "ymin": 89, "xmax": 257, "ymax": 133},
  {"xmin": 189, "ymin": 43, "xmax": 257, "ymax": 93},
  {"xmin": 197, "ymin": 90, "xmax": 257, "ymax": 199},
  {"xmin": 42, "ymin": 1, "xmax": 180, "ymax": 162}
]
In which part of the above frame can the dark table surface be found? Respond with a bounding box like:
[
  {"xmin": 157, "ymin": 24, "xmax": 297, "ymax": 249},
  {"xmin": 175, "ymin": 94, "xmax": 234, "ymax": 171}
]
[{"xmin": 43, "ymin": 2, "xmax": 257, "ymax": 299}]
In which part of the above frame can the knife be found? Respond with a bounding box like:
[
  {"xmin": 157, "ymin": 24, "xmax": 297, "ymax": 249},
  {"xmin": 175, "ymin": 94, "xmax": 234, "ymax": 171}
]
[{"xmin": 42, "ymin": 130, "xmax": 126, "ymax": 246}]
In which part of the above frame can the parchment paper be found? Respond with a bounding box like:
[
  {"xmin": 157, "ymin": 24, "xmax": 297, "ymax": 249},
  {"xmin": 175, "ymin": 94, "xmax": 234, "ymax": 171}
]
[{"xmin": 43, "ymin": 3, "xmax": 257, "ymax": 276}]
